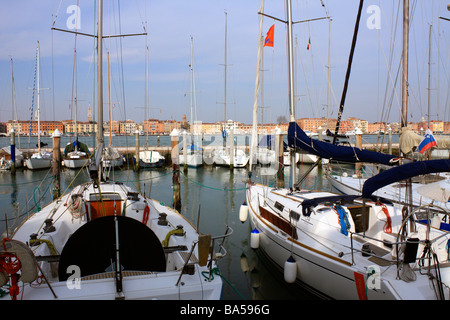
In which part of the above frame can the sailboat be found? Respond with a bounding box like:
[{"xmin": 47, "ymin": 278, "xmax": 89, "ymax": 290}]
[
  {"xmin": 326, "ymin": 5, "xmax": 450, "ymax": 214},
  {"xmin": 1, "ymin": 59, "xmax": 24, "ymax": 171},
  {"xmin": 63, "ymin": 37, "xmax": 90, "ymax": 169},
  {"xmin": 0, "ymin": 0, "xmax": 230, "ymax": 300},
  {"xmin": 179, "ymin": 36, "xmax": 203, "ymax": 168},
  {"xmin": 102, "ymin": 52, "xmax": 123, "ymax": 169},
  {"xmin": 244, "ymin": 0, "xmax": 450, "ymax": 300},
  {"xmin": 25, "ymin": 41, "xmax": 53, "ymax": 170},
  {"xmin": 134, "ymin": 45, "xmax": 165, "ymax": 169},
  {"xmin": 212, "ymin": 12, "xmax": 250, "ymax": 169}
]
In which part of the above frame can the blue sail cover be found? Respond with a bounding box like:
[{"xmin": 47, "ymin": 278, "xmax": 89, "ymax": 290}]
[
  {"xmin": 288, "ymin": 122, "xmax": 398, "ymax": 165},
  {"xmin": 362, "ymin": 159, "xmax": 450, "ymax": 198}
]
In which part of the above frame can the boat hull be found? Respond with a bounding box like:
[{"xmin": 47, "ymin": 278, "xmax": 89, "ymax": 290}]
[
  {"xmin": 179, "ymin": 153, "xmax": 203, "ymax": 168},
  {"xmin": 25, "ymin": 152, "xmax": 53, "ymax": 170},
  {"xmin": 64, "ymin": 158, "xmax": 90, "ymax": 169},
  {"xmin": 25, "ymin": 158, "xmax": 52, "ymax": 170},
  {"xmin": 135, "ymin": 150, "xmax": 165, "ymax": 168},
  {"xmin": 102, "ymin": 157, "xmax": 124, "ymax": 168},
  {"xmin": 246, "ymin": 183, "xmax": 450, "ymax": 300}
]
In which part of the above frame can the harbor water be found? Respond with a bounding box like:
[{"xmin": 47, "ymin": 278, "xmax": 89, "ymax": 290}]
[{"xmin": 0, "ymin": 134, "xmax": 378, "ymax": 300}]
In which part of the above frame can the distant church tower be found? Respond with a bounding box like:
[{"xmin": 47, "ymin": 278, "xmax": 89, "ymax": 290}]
[{"xmin": 88, "ymin": 104, "xmax": 92, "ymax": 122}]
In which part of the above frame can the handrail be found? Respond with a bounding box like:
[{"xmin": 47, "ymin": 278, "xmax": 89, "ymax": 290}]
[
  {"xmin": 176, "ymin": 225, "xmax": 233, "ymax": 285},
  {"xmin": 206, "ymin": 225, "xmax": 234, "ymax": 280}
]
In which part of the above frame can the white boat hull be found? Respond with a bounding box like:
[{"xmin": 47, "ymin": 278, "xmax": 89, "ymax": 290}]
[
  {"xmin": 64, "ymin": 158, "xmax": 90, "ymax": 169},
  {"xmin": 25, "ymin": 152, "xmax": 52, "ymax": 170},
  {"xmin": 246, "ymin": 183, "xmax": 450, "ymax": 300},
  {"xmin": 64, "ymin": 151, "xmax": 90, "ymax": 169},
  {"xmin": 102, "ymin": 157, "xmax": 124, "ymax": 168},
  {"xmin": 179, "ymin": 152, "xmax": 203, "ymax": 168},
  {"xmin": 136, "ymin": 150, "xmax": 165, "ymax": 168},
  {"xmin": 213, "ymin": 148, "xmax": 249, "ymax": 168}
]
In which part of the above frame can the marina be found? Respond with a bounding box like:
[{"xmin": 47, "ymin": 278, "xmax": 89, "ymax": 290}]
[
  {"xmin": 0, "ymin": 135, "xmax": 328, "ymax": 300},
  {"xmin": 0, "ymin": 0, "xmax": 449, "ymax": 302}
]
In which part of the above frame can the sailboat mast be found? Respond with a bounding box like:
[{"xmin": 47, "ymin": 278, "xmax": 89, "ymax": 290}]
[
  {"xmin": 37, "ymin": 41, "xmax": 41, "ymax": 153},
  {"xmin": 286, "ymin": 0, "xmax": 296, "ymax": 186},
  {"xmin": 249, "ymin": 0, "xmax": 264, "ymax": 175},
  {"xmin": 427, "ymin": 24, "xmax": 432, "ymax": 130},
  {"xmin": 108, "ymin": 52, "xmax": 112, "ymax": 146},
  {"xmin": 401, "ymin": 0, "xmax": 409, "ymax": 129},
  {"xmin": 224, "ymin": 11, "xmax": 227, "ymax": 123},
  {"xmin": 190, "ymin": 36, "xmax": 194, "ymax": 128},
  {"xmin": 145, "ymin": 44, "xmax": 149, "ymax": 145},
  {"xmin": 97, "ymin": 0, "xmax": 104, "ymax": 146},
  {"xmin": 74, "ymin": 45, "xmax": 78, "ymax": 149}
]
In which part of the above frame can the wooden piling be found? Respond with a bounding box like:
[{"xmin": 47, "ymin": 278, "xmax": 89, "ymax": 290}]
[
  {"xmin": 171, "ymin": 129, "xmax": 181, "ymax": 211},
  {"xmin": 134, "ymin": 130, "xmax": 140, "ymax": 172},
  {"xmin": 10, "ymin": 129, "xmax": 15, "ymax": 175},
  {"xmin": 183, "ymin": 130, "xmax": 188, "ymax": 173},
  {"xmin": 52, "ymin": 129, "xmax": 61, "ymax": 199},
  {"xmin": 276, "ymin": 128, "xmax": 284, "ymax": 188},
  {"xmin": 230, "ymin": 128, "xmax": 234, "ymax": 171},
  {"xmin": 355, "ymin": 128, "xmax": 362, "ymax": 177}
]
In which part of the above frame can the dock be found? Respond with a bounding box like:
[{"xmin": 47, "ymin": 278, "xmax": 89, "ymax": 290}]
[{"xmin": 18, "ymin": 142, "xmax": 401, "ymax": 161}]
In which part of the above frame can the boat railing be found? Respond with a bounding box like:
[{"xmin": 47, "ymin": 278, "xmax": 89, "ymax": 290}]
[
  {"xmin": 209, "ymin": 225, "xmax": 234, "ymax": 262},
  {"xmin": 348, "ymin": 231, "xmax": 402, "ymax": 267},
  {"xmin": 348, "ymin": 219, "xmax": 449, "ymax": 300},
  {"xmin": 176, "ymin": 225, "xmax": 233, "ymax": 286}
]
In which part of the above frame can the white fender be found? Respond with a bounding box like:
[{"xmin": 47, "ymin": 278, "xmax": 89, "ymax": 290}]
[
  {"xmin": 250, "ymin": 228, "xmax": 260, "ymax": 249},
  {"xmin": 239, "ymin": 202, "xmax": 248, "ymax": 223},
  {"xmin": 284, "ymin": 255, "xmax": 297, "ymax": 283}
]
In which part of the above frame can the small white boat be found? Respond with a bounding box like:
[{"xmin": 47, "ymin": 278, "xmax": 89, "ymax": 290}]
[
  {"xmin": 25, "ymin": 42, "xmax": 53, "ymax": 171},
  {"xmin": 26, "ymin": 151, "xmax": 52, "ymax": 170},
  {"xmin": 179, "ymin": 152, "xmax": 203, "ymax": 168},
  {"xmin": 213, "ymin": 147, "xmax": 249, "ymax": 168},
  {"xmin": 63, "ymin": 150, "xmax": 90, "ymax": 169},
  {"xmin": 102, "ymin": 146, "xmax": 123, "ymax": 168},
  {"xmin": 0, "ymin": 146, "xmax": 24, "ymax": 170},
  {"xmin": 63, "ymin": 141, "xmax": 91, "ymax": 169},
  {"xmin": 135, "ymin": 150, "xmax": 165, "ymax": 168}
]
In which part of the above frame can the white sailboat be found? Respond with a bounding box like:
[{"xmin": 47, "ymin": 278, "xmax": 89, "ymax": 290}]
[
  {"xmin": 244, "ymin": 0, "xmax": 450, "ymax": 300},
  {"xmin": 326, "ymin": 4, "xmax": 447, "ymax": 215},
  {"xmin": 0, "ymin": 1, "xmax": 230, "ymax": 300},
  {"xmin": 212, "ymin": 12, "xmax": 249, "ymax": 169},
  {"xmin": 63, "ymin": 35, "xmax": 90, "ymax": 170},
  {"xmin": 1, "ymin": 59, "xmax": 24, "ymax": 170},
  {"xmin": 26, "ymin": 41, "xmax": 52, "ymax": 170},
  {"xmin": 179, "ymin": 36, "xmax": 203, "ymax": 168},
  {"xmin": 134, "ymin": 44, "xmax": 165, "ymax": 169},
  {"xmin": 102, "ymin": 52, "xmax": 123, "ymax": 169}
]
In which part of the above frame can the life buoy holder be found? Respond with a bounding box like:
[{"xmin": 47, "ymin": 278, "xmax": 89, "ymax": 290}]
[
  {"xmin": 0, "ymin": 238, "xmax": 39, "ymax": 300},
  {"xmin": 377, "ymin": 202, "xmax": 392, "ymax": 233}
]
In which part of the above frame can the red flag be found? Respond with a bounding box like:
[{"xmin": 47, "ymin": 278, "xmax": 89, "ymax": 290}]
[
  {"xmin": 264, "ymin": 24, "xmax": 274, "ymax": 47},
  {"xmin": 307, "ymin": 37, "xmax": 311, "ymax": 50}
]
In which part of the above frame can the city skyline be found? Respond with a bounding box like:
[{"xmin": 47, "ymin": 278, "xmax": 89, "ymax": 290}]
[{"xmin": 0, "ymin": 1, "xmax": 449, "ymax": 126}]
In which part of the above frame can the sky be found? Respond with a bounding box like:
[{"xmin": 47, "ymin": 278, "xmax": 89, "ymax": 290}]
[{"xmin": 0, "ymin": 0, "xmax": 449, "ymax": 127}]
